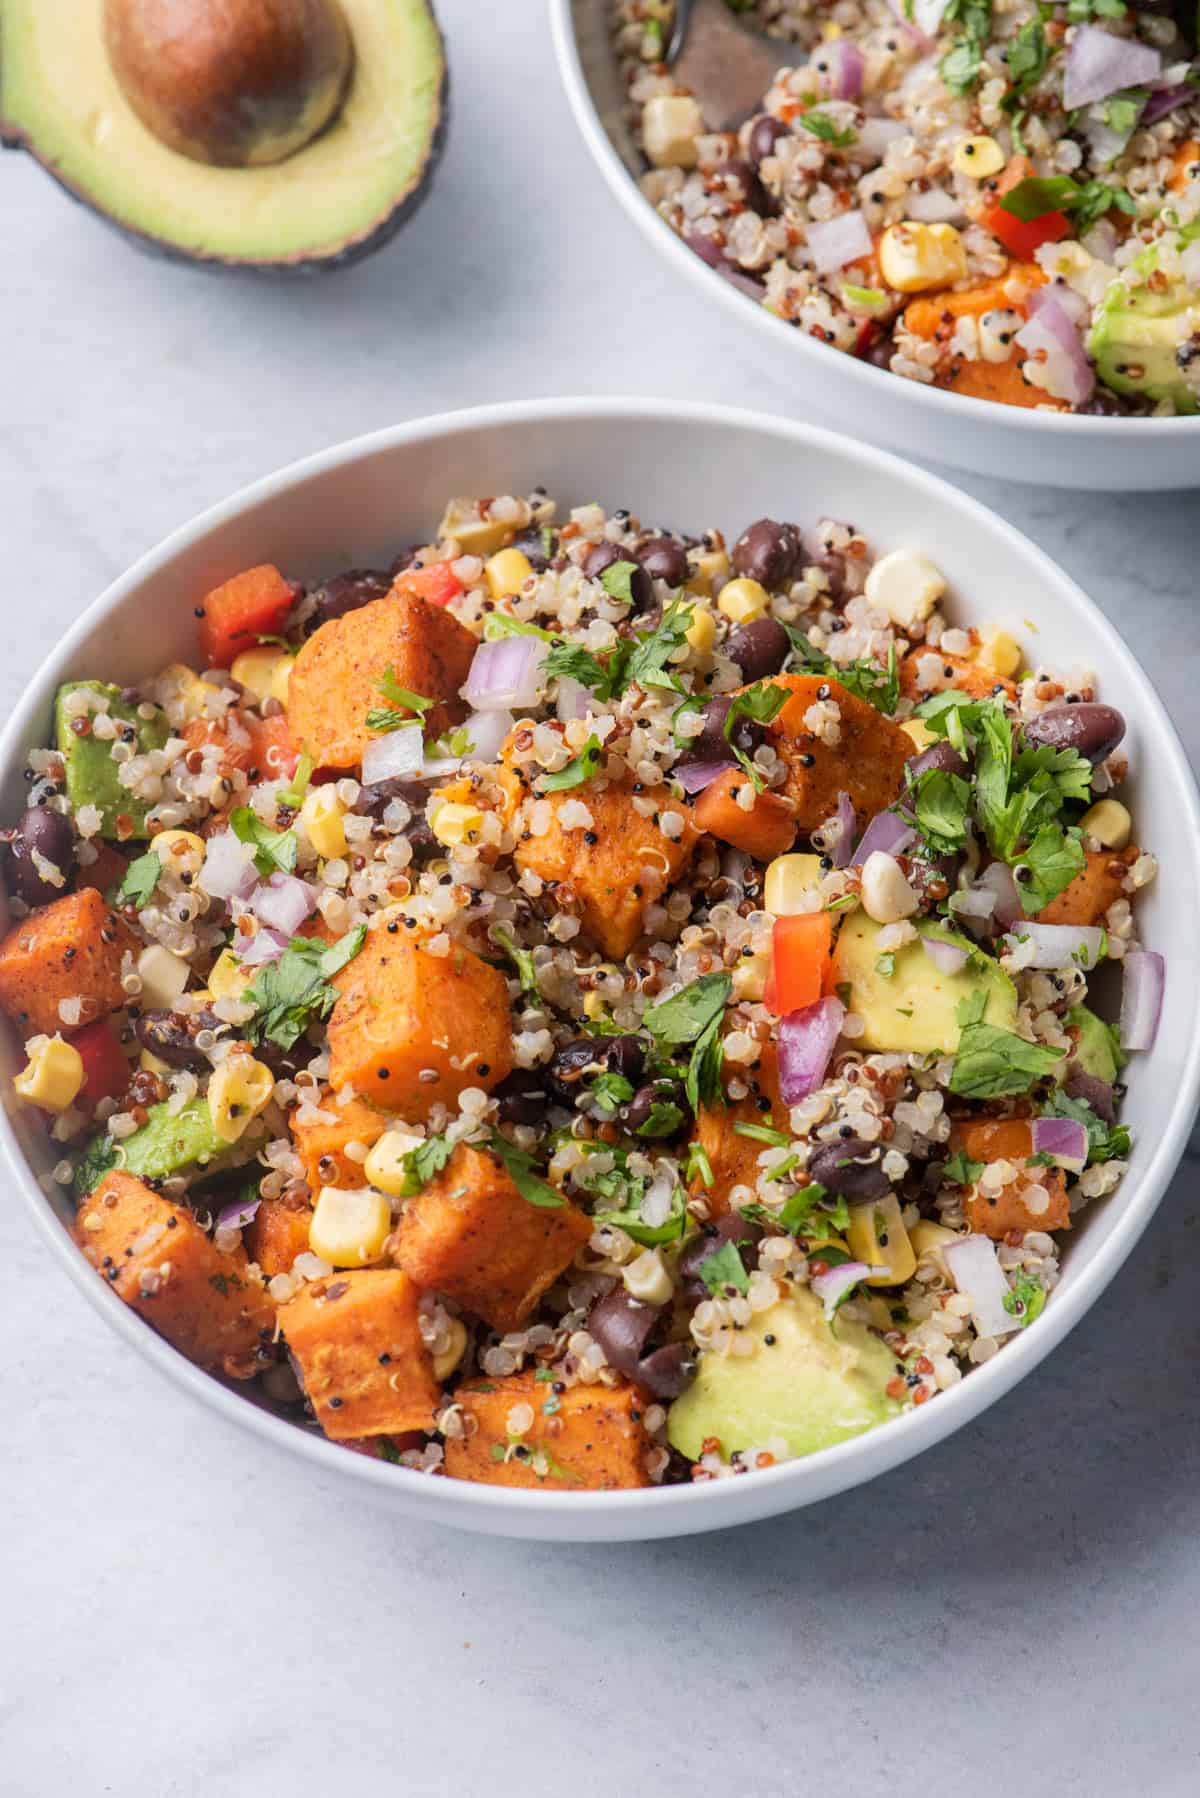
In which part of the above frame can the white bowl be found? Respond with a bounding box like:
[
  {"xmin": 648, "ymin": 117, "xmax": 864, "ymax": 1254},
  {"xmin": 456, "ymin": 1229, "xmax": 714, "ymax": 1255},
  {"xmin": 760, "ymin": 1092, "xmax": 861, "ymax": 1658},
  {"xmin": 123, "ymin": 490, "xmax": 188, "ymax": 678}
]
[
  {"xmin": 4, "ymin": 399, "xmax": 1197, "ymax": 1541},
  {"xmin": 551, "ymin": 0, "xmax": 1200, "ymax": 491}
]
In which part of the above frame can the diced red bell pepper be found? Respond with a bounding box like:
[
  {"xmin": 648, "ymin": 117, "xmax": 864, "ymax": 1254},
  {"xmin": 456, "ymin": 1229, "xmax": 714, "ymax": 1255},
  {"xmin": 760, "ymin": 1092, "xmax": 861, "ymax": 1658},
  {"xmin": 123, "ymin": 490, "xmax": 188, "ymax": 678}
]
[
  {"xmin": 392, "ymin": 562, "xmax": 464, "ymax": 609},
  {"xmin": 764, "ymin": 911, "xmax": 834, "ymax": 1016},
  {"xmin": 197, "ymin": 564, "xmax": 296, "ymax": 669},
  {"xmin": 70, "ymin": 1018, "xmax": 130, "ymax": 1106},
  {"xmin": 979, "ymin": 154, "xmax": 1070, "ymax": 262},
  {"xmin": 249, "ymin": 714, "xmax": 299, "ymax": 781}
]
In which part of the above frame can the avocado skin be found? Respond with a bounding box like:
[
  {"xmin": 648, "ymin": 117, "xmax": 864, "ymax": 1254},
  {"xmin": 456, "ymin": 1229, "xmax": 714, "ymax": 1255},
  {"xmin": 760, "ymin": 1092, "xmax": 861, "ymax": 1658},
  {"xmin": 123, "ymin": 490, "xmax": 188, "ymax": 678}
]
[
  {"xmin": 0, "ymin": 12, "xmax": 448, "ymax": 275},
  {"xmin": 55, "ymin": 681, "xmax": 168, "ymax": 839},
  {"xmin": 73, "ymin": 1097, "xmax": 236, "ymax": 1196}
]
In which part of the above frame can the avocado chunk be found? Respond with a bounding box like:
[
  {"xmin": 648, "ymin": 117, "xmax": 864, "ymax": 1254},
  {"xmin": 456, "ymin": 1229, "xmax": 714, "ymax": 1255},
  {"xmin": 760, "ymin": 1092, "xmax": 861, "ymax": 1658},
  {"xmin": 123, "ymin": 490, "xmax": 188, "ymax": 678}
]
[
  {"xmin": 55, "ymin": 681, "xmax": 168, "ymax": 840},
  {"xmin": 668, "ymin": 1287, "xmax": 903, "ymax": 1463},
  {"xmin": 1065, "ymin": 1004, "xmax": 1122, "ymax": 1085},
  {"xmin": 0, "ymin": 0, "xmax": 446, "ymax": 271},
  {"xmin": 831, "ymin": 912, "xmax": 1017, "ymax": 1055},
  {"xmin": 73, "ymin": 1097, "xmax": 245, "ymax": 1197},
  {"xmin": 1088, "ymin": 243, "xmax": 1200, "ymax": 413}
]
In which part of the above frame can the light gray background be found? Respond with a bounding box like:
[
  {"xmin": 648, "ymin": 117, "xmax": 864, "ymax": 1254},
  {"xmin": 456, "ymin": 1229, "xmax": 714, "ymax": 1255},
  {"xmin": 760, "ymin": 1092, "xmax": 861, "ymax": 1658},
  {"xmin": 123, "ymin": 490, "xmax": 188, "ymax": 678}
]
[{"xmin": 3, "ymin": 3, "xmax": 1198, "ymax": 1793}]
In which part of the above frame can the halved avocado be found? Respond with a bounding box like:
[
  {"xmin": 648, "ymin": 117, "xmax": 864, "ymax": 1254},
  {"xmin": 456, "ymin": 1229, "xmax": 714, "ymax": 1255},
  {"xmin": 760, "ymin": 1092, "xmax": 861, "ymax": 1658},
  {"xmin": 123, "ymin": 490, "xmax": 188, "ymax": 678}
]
[{"xmin": 0, "ymin": 0, "xmax": 447, "ymax": 272}]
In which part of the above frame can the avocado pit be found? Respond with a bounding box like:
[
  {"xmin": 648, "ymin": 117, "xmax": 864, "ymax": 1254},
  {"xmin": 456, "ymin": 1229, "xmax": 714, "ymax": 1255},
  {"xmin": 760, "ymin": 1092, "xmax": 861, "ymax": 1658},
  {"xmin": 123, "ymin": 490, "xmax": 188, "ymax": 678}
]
[{"xmin": 103, "ymin": 0, "xmax": 355, "ymax": 168}]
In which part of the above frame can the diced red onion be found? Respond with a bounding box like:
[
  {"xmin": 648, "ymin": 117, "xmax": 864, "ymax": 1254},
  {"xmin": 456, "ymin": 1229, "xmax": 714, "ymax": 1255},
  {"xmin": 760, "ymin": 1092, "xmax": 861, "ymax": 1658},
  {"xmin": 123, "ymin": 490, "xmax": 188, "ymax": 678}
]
[
  {"xmin": 1031, "ymin": 1116, "xmax": 1088, "ymax": 1173},
  {"xmin": 922, "ymin": 934, "xmax": 970, "ymax": 977},
  {"xmin": 217, "ymin": 1194, "xmax": 261, "ymax": 1232},
  {"xmin": 1002, "ymin": 921, "xmax": 1106, "ymax": 969},
  {"xmin": 1064, "ymin": 25, "xmax": 1161, "ymax": 111},
  {"xmin": 1142, "ymin": 81, "xmax": 1194, "ymax": 125},
  {"xmin": 720, "ymin": 847, "xmax": 750, "ymax": 893},
  {"xmin": 886, "ymin": 0, "xmax": 932, "ymax": 49},
  {"xmin": 1030, "ymin": 282, "xmax": 1088, "ymax": 329},
  {"xmin": 361, "ymin": 722, "xmax": 424, "ymax": 786},
  {"xmin": 247, "ymin": 872, "xmax": 317, "ymax": 936},
  {"xmin": 944, "ymin": 1235, "xmax": 1022, "ymax": 1338},
  {"xmin": 1120, "ymin": 948, "xmax": 1164, "ymax": 1052},
  {"xmin": 231, "ymin": 925, "xmax": 290, "ymax": 966},
  {"xmin": 676, "ymin": 759, "xmax": 737, "ymax": 795},
  {"xmin": 823, "ymin": 38, "xmax": 865, "ymax": 100},
  {"xmin": 811, "ymin": 1260, "xmax": 873, "ymax": 1322},
  {"xmin": 719, "ymin": 266, "xmax": 768, "ymax": 302},
  {"xmin": 856, "ymin": 117, "xmax": 908, "ymax": 161},
  {"xmin": 556, "ymin": 678, "xmax": 590, "ymax": 723},
  {"xmin": 977, "ymin": 860, "xmax": 1024, "ymax": 928},
  {"xmin": 807, "ymin": 208, "xmax": 874, "ymax": 275},
  {"xmin": 463, "ymin": 637, "xmax": 547, "ymax": 712},
  {"xmin": 950, "ymin": 884, "xmax": 997, "ymax": 924},
  {"xmin": 905, "ymin": 186, "xmax": 964, "ymax": 224},
  {"xmin": 458, "ymin": 708, "xmax": 514, "ymax": 765},
  {"xmin": 912, "ymin": 0, "xmax": 951, "ymax": 31},
  {"xmin": 832, "ymin": 790, "xmax": 857, "ymax": 869},
  {"xmin": 199, "ymin": 829, "xmax": 258, "ymax": 903},
  {"xmin": 852, "ymin": 811, "xmax": 915, "ymax": 866},
  {"xmin": 778, "ymin": 996, "xmax": 846, "ymax": 1104},
  {"xmin": 1016, "ymin": 294, "xmax": 1095, "ymax": 407}
]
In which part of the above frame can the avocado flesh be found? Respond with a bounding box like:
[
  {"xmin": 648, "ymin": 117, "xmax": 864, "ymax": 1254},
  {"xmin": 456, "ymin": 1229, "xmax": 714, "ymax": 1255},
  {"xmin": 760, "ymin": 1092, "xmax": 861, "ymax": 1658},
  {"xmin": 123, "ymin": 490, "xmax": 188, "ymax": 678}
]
[
  {"xmin": 0, "ymin": 0, "xmax": 446, "ymax": 269},
  {"xmin": 1066, "ymin": 1004, "xmax": 1121, "ymax": 1085},
  {"xmin": 1088, "ymin": 254, "xmax": 1200, "ymax": 412},
  {"xmin": 668, "ymin": 1288, "xmax": 903, "ymax": 1463},
  {"xmin": 55, "ymin": 681, "xmax": 169, "ymax": 840},
  {"xmin": 74, "ymin": 1098, "xmax": 253, "ymax": 1196},
  {"xmin": 831, "ymin": 913, "xmax": 1017, "ymax": 1056}
]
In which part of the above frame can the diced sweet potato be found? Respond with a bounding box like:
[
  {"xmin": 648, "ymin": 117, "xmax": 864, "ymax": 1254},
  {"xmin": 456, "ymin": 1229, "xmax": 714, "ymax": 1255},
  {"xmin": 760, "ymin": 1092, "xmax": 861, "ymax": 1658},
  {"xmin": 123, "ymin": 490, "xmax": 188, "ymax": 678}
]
[
  {"xmin": 952, "ymin": 1117, "xmax": 1034, "ymax": 1164},
  {"xmin": 444, "ymin": 1372, "xmax": 650, "ymax": 1490},
  {"xmin": 290, "ymin": 1091, "xmax": 389, "ymax": 1191},
  {"xmin": 497, "ymin": 756, "xmax": 698, "ymax": 961},
  {"xmin": 182, "ymin": 711, "xmax": 298, "ymax": 782},
  {"xmin": 0, "ymin": 887, "xmax": 138, "ymax": 1036},
  {"xmin": 950, "ymin": 1118, "xmax": 1071, "ymax": 1237},
  {"xmin": 765, "ymin": 674, "xmax": 911, "ymax": 830},
  {"xmin": 246, "ymin": 1196, "xmax": 313, "ymax": 1277},
  {"xmin": 1171, "ymin": 138, "xmax": 1199, "ymax": 193},
  {"xmin": 73, "ymin": 1171, "xmax": 275, "ymax": 1377},
  {"xmin": 899, "ymin": 650, "xmax": 1017, "ymax": 703},
  {"xmin": 327, "ymin": 926, "xmax": 513, "ymax": 1117},
  {"xmin": 286, "ymin": 592, "xmax": 475, "ymax": 772},
  {"xmin": 689, "ymin": 1043, "xmax": 785, "ymax": 1218},
  {"xmin": 902, "ymin": 264, "xmax": 1068, "ymax": 410},
  {"xmin": 197, "ymin": 564, "xmax": 296, "ymax": 670},
  {"xmin": 391, "ymin": 1143, "xmax": 591, "ymax": 1332},
  {"xmin": 1035, "ymin": 847, "xmax": 1135, "ymax": 927},
  {"xmin": 692, "ymin": 772, "xmax": 797, "ymax": 859},
  {"xmin": 280, "ymin": 1269, "xmax": 439, "ymax": 1440}
]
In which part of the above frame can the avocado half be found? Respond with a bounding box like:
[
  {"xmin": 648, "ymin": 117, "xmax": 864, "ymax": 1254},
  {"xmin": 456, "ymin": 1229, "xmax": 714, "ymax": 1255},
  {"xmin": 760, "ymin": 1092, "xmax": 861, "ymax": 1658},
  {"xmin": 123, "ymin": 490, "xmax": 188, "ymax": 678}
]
[{"xmin": 0, "ymin": 0, "xmax": 447, "ymax": 273}]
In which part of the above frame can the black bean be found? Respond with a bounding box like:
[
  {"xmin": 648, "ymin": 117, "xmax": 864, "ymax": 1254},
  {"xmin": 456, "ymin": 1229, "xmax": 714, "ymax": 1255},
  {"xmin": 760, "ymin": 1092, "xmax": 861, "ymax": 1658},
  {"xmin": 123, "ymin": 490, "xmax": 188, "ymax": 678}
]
[
  {"xmin": 1065, "ymin": 1071, "xmax": 1117, "ymax": 1125},
  {"xmin": 907, "ymin": 740, "xmax": 969, "ymax": 779},
  {"xmin": 721, "ymin": 156, "xmax": 769, "ymax": 212},
  {"xmin": 133, "ymin": 1007, "xmax": 225, "ymax": 1072},
  {"xmin": 635, "ymin": 1342, "xmax": 697, "ymax": 1400},
  {"xmin": 677, "ymin": 694, "xmax": 763, "ymax": 767},
  {"xmin": 583, "ymin": 542, "xmax": 654, "ymax": 612},
  {"xmin": 355, "ymin": 777, "xmax": 438, "ymax": 860},
  {"xmin": 731, "ymin": 517, "xmax": 803, "ymax": 588},
  {"xmin": 1022, "ymin": 702, "xmax": 1125, "ymax": 765},
  {"xmin": 3, "ymin": 807, "xmax": 76, "ymax": 907},
  {"xmin": 510, "ymin": 527, "xmax": 557, "ymax": 572},
  {"xmin": 679, "ymin": 1214, "xmax": 762, "ymax": 1302},
  {"xmin": 725, "ymin": 616, "xmax": 791, "ymax": 682},
  {"xmin": 747, "ymin": 113, "xmax": 788, "ymax": 169},
  {"xmin": 547, "ymin": 1034, "xmax": 645, "ymax": 1104},
  {"xmin": 807, "ymin": 1136, "xmax": 890, "ymax": 1202},
  {"xmin": 637, "ymin": 536, "xmax": 689, "ymax": 589},
  {"xmin": 621, "ymin": 1079, "xmax": 687, "ymax": 1138},
  {"xmin": 305, "ymin": 568, "xmax": 392, "ymax": 631},
  {"xmin": 492, "ymin": 1070, "xmax": 549, "ymax": 1127},
  {"xmin": 587, "ymin": 1286, "xmax": 659, "ymax": 1378}
]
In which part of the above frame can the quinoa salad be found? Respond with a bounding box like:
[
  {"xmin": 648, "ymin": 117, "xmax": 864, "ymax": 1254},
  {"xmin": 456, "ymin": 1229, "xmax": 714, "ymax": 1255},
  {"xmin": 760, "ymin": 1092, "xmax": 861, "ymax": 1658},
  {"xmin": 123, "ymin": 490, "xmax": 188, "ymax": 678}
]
[
  {"xmin": 612, "ymin": 0, "xmax": 1200, "ymax": 413},
  {"xmin": 0, "ymin": 493, "xmax": 1163, "ymax": 1490}
]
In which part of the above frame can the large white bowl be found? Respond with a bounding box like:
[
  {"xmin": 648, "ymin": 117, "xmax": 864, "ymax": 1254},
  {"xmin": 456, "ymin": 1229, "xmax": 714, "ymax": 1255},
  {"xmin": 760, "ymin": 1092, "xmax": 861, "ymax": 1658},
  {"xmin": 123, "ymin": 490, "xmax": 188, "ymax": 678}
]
[
  {"xmin": 551, "ymin": 0, "xmax": 1200, "ymax": 491},
  {"xmin": 4, "ymin": 399, "xmax": 1197, "ymax": 1541}
]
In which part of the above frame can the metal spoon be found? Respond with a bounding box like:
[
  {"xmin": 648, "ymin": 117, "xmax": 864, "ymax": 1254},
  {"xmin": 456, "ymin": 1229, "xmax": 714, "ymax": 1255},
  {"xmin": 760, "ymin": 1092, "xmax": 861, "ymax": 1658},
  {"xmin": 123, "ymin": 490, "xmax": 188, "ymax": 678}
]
[{"xmin": 666, "ymin": 0, "xmax": 786, "ymax": 132}]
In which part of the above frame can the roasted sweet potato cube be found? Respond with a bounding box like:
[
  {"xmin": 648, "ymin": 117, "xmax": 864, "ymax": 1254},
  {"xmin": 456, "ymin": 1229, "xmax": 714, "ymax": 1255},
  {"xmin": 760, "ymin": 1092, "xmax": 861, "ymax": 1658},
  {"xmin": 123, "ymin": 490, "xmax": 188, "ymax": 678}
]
[
  {"xmin": 286, "ymin": 592, "xmax": 475, "ymax": 772},
  {"xmin": 444, "ymin": 1372, "xmax": 650, "ymax": 1490},
  {"xmin": 0, "ymin": 887, "xmax": 138, "ymax": 1036},
  {"xmin": 950, "ymin": 1118, "xmax": 1071, "ymax": 1237},
  {"xmin": 182, "ymin": 712, "xmax": 297, "ymax": 782},
  {"xmin": 73, "ymin": 1171, "xmax": 275, "ymax": 1377},
  {"xmin": 246, "ymin": 1196, "xmax": 314, "ymax": 1277},
  {"xmin": 898, "ymin": 650, "xmax": 1017, "ymax": 703},
  {"xmin": 390, "ymin": 1143, "xmax": 591, "ymax": 1332},
  {"xmin": 765, "ymin": 675, "xmax": 912, "ymax": 830},
  {"xmin": 280, "ymin": 1269, "xmax": 439, "ymax": 1440},
  {"xmin": 1035, "ymin": 847, "xmax": 1135, "ymax": 927},
  {"xmin": 692, "ymin": 772, "xmax": 797, "ymax": 859},
  {"xmin": 327, "ymin": 927, "xmax": 513, "ymax": 1117},
  {"xmin": 498, "ymin": 757, "xmax": 698, "ymax": 961},
  {"xmin": 689, "ymin": 1044, "xmax": 785, "ymax": 1218},
  {"xmin": 290, "ymin": 1091, "xmax": 390, "ymax": 1191}
]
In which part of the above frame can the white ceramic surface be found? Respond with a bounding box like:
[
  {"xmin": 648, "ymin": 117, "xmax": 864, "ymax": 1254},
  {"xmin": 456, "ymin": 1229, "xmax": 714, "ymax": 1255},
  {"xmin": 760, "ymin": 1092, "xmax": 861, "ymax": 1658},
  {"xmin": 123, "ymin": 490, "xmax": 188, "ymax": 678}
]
[
  {"xmin": 551, "ymin": 0, "xmax": 1200, "ymax": 491},
  {"xmin": 3, "ymin": 397, "xmax": 1196, "ymax": 1544}
]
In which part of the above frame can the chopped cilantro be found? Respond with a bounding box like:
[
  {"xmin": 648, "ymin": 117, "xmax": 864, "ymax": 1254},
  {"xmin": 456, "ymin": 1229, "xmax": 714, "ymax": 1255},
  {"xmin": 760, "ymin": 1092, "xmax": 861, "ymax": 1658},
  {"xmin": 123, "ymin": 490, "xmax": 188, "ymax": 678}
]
[
  {"xmin": 797, "ymin": 108, "xmax": 856, "ymax": 147},
  {"xmin": 1000, "ymin": 17, "xmax": 1048, "ymax": 111},
  {"xmin": 623, "ymin": 599, "xmax": 696, "ymax": 695},
  {"xmin": 483, "ymin": 613, "xmax": 553, "ymax": 642},
  {"xmin": 784, "ymin": 628, "xmax": 899, "ymax": 715},
  {"xmin": 644, "ymin": 971, "xmax": 731, "ymax": 1112},
  {"xmin": 543, "ymin": 640, "xmax": 618, "ymax": 700},
  {"xmin": 487, "ymin": 1131, "xmax": 563, "ymax": 1208},
  {"xmin": 939, "ymin": 0, "xmax": 993, "ymax": 95},
  {"xmin": 909, "ymin": 767, "xmax": 972, "ymax": 854},
  {"xmin": 598, "ymin": 560, "xmax": 641, "ymax": 605},
  {"xmin": 491, "ymin": 926, "xmax": 540, "ymax": 1000},
  {"xmin": 1003, "ymin": 1270, "xmax": 1047, "ymax": 1327},
  {"xmin": 114, "ymin": 851, "xmax": 161, "ymax": 909},
  {"xmin": 246, "ymin": 924, "xmax": 366, "ymax": 1050},
  {"xmin": 943, "ymin": 1149, "xmax": 985, "ymax": 1186},
  {"xmin": 723, "ymin": 681, "xmax": 790, "ymax": 789},
  {"xmin": 699, "ymin": 1239, "xmax": 752, "ymax": 1296},
  {"xmin": 229, "ymin": 806, "xmax": 299, "ymax": 878},
  {"xmin": 540, "ymin": 734, "xmax": 602, "ymax": 791},
  {"xmin": 875, "ymin": 951, "xmax": 897, "ymax": 979},
  {"xmin": 999, "ymin": 173, "xmax": 1136, "ymax": 233},
  {"xmin": 949, "ymin": 1021, "xmax": 1065, "ymax": 1098}
]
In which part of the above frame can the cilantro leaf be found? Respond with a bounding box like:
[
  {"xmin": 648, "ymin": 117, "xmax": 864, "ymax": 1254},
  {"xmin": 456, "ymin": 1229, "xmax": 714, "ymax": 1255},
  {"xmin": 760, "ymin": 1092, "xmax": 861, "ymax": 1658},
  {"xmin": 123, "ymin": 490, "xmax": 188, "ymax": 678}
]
[
  {"xmin": 114, "ymin": 851, "xmax": 161, "ymax": 909},
  {"xmin": 1014, "ymin": 823, "xmax": 1085, "ymax": 913},
  {"xmin": 1000, "ymin": 173, "xmax": 1136, "ymax": 231},
  {"xmin": 939, "ymin": 0, "xmax": 993, "ymax": 95},
  {"xmin": 723, "ymin": 681, "xmax": 790, "ymax": 789},
  {"xmin": 643, "ymin": 972, "xmax": 732, "ymax": 1048},
  {"xmin": 395, "ymin": 1132, "xmax": 456, "ymax": 1197},
  {"xmin": 488, "ymin": 1131, "xmax": 564, "ymax": 1208},
  {"xmin": 596, "ymin": 1181, "xmax": 687, "ymax": 1246},
  {"xmin": 1002, "ymin": 1270, "xmax": 1047, "ymax": 1327},
  {"xmin": 949, "ymin": 1023, "xmax": 1065, "ymax": 1098},
  {"xmin": 796, "ymin": 108, "xmax": 856, "ymax": 147},
  {"xmin": 783, "ymin": 628, "xmax": 899, "ymax": 715},
  {"xmin": 740, "ymin": 1181, "xmax": 832, "ymax": 1237},
  {"xmin": 491, "ymin": 926, "xmax": 540, "ymax": 1001},
  {"xmin": 540, "ymin": 734, "xmax": 602, "ymax": 792},
  {"xmin": 483, "ymin": 613, "xmax": 553, "ymax": 642},
  {"xmin": 699, "ymin": 1239, "xmax": 752, "ymax": 1296},
  {"xmin": 543, "ymin": 639, "xmax": 616, "ymax": 699},
  {"xmin": 943, "ymin": 1148, "xmax": 985, "ymax": 1186},
  {"xmin": 1041, "ymin": 1088, "xmax": 1131, "ymax": 1164},
  {"xmin": 230, "ymin": 806, "xmax": 299, "ymax": 878},
  {"xmin": 588, "ymin": 1071, "xmax": 636, "ymax": 1116},
  {"xmin": 1000, "ymin": 17, "xmax": 1048, "ymax": 110},
  {"xmin": 623, "ymin": 600, "xmax": 696, "ymax": 695},
  {"xmin": 246, "ymin": 924, "xmax": 366, "ymax": 1050},
  {"xmin": 910, "ymin": 767, "xmax": 972, "ymax": 854},
  {"xmin": 598, "ymin": 560, "xmax": 641, "ymax": 605}
]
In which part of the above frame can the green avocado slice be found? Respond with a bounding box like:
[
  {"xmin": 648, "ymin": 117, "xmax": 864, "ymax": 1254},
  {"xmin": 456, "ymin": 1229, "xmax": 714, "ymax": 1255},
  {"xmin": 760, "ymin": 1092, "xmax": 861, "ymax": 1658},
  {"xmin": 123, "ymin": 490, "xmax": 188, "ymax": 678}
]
[
  {"xmin": 1088, "ymin": 241, "xmax": 1200, "ymax": 413},
  {"xmin": 0, "ymin": 0, "xmax": 446, "ymax": 271},
  {"xmin": 73, "ymin": 1097, "xmax": 253, "ymax": 1197},
  {"xmin": 1065, "ymin": 1004, "xmax": 1122, "ymax": 1086},
  {"xmin": 54, "ymin": 681, "xmax": 169, "ymax": 840},
  {"xmin": 831, "ymin": 911, "xmax": 1016, "ymax": 1056}
]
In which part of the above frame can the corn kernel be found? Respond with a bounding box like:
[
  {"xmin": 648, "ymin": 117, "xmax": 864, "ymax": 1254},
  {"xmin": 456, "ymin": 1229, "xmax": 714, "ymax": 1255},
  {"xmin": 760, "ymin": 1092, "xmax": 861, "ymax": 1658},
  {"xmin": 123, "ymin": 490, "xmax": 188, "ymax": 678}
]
[
  {"xmin": 764, "ymin": 852, "xmax": 823, "ymax": 916},
  {"xmin": 309, "ymin": 1186, "xmax": 393, "ymax": 1267},
  {"xmin": 485, "ymin": 548, "xmax": 534, "ymax": 601},
  {"xmin": 978, "ymin": 627, "xmax": 1021, "ymax": 678},
  {"xmin": 208, "ymin": 948, "xmax": 252, "ymax": 1001},
  {"xmin": 623, "ymin": 1248, "xmax": 674, "ymax": 1305},
  {"xmin": 160, "ymin": 663, "xmax": 215, "ymax": 722},
  {"xmin": 952, "ymin": 134, "xmax": 1005, "ymax": 178},
  {"xmin": 137, "ymin": 944, "xmax": 190, "ymax": 1009},
  {"xmin": 14, "ymin": 1035, "xmax": 84, "ymax": 1112},
  {"xmin": 207, "ymin": 1053, "xmax": 275, "ymax": 1144},
  {"xmin": 685, "ymin": 605, "xmax": 716, "ymax": 653},
  {"xmin": 732, "ymin": 955, "xmax": 768, "ymax": 1003},
  {"xmin": 230, "ymin": 646, "xmax": 292, "ymax": 705},
  {"xmin": 363, "ymin": 1126, "xmax": 426, "ymax": 1197},
  {"xmin": 1080, "ymin": 798, "xmax": 1132, "ymax": 850},
  {"xmin": 879, "ymin": 221, "xmax": 968, "ymax": 294},
  {"xmin": 717, "ymin": 577, "xmax": 770, "ymax": 623},
  {"xmin": 846, "ymin": 1193, "xmax": 916, "ymax": 1287},
  {"xmin": 300, "ymin": 786, "xmax": 348, "ymax": 860},
  {"xmin": 432, "ymin": 1316, "xmax": 469, "ymax": 1382},
  {"xmin": 642, "ymin": 92, "xmax": 704, "ymax": 168},
  {"xmin": 583, "ymin": 990, "xmax": 608, "ymax": 1020},
  {"xmin": 271, "ymin": 657, "xmax": 294, "ymax": 704},
  {"xmin": 139, "ymin": 1049, "xmax": 172, "ymax": 1077},
  {"xmin": 864, "ymin": 547, "xmax": 946, "ymax": 629},
  {"xmin": 431, "ymin": 801, "xmax": 485, "ymax": 848},
  {"xmin": 437, "ymin": 498, "xmax": 513, "ymax": 558},
  {"xmin": 899, "ymin": 720, "xmax": 935, "ymax": 752},
  {"xmin": 820, "ymin": 19, "xmax": 843, "ymax": 37},
  {"xmin": 686, "ymin": 546, "xmax": 729, "ymax": 596},
  {"xmin": 149, "ymin": 828, "xmax": 205, "ymax": 881}
]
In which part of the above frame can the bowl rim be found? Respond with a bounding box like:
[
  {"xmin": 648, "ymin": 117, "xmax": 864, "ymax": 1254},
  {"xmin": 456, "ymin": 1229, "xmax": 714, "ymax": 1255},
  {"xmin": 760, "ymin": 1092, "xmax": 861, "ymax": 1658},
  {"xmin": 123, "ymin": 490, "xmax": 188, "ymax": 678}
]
[
  {"xmin": 5, "ymin": 395, "xmax": 1199, "ymax": 1538},
  {"xmin": 548, "ymin": 0, "xmax": 1200, "ymax": 446}
]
